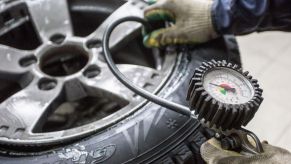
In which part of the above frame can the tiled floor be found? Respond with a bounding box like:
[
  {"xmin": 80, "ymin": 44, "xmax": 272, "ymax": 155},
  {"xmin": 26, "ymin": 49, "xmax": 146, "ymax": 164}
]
[{"xmin": 237, "ymin": 32, "xmax": 291, "ymax": 150}]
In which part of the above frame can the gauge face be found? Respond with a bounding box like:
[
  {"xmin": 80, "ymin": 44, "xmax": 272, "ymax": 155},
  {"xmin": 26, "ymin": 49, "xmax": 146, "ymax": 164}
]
[{"xmin": 203, "ymin": 67, "xmax": 254, "ymax": 104}]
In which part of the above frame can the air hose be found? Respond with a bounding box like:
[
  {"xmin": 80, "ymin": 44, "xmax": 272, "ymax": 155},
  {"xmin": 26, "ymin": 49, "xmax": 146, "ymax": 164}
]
[{"xmin": 102, "ymin": 16, "xmax": 192, "ymax": 117}]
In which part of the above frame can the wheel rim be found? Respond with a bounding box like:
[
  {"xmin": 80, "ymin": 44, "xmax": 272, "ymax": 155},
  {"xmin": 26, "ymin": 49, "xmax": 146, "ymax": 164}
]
[{"xmin": 0, "ymin": 0, "xmax": 177, "ymax": 146}]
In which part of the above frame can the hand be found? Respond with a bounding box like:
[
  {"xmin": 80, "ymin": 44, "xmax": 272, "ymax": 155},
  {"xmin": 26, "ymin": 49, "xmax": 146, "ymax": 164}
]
[
  {"xmin": 201, "ymin": 138, "xmax": 291, "ymax": 164},
  {"xmin": 143, "ymin": 0, "xmax": 218, "ymax": 48}
]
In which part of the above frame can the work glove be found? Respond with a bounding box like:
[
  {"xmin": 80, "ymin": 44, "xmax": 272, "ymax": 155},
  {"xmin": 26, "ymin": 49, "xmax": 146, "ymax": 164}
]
[
  {"xmin": 201, "ymin": 138, "xmax": 291, "ymax": 164},
  {"xmin": 143, "ymin": 0, "xmax": 218, "ymax": 48}
]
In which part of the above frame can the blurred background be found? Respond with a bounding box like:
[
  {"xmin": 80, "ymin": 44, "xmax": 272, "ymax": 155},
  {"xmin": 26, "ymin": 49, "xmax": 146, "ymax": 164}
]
[{"xmin": 237, "ymin": 32, "xmax": 291, "ymax": 150}]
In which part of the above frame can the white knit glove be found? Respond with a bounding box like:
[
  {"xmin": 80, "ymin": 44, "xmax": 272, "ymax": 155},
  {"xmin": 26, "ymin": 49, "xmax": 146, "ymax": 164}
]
[{"xmin": 143, "ymin": 0, "xmax": 217, "ymax": 47}]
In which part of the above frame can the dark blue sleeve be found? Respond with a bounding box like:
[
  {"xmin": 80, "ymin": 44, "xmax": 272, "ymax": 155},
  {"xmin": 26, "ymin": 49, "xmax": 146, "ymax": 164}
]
[{"xmin": 212, "ymin": 0, "xmax": 291, "ymax": 35}]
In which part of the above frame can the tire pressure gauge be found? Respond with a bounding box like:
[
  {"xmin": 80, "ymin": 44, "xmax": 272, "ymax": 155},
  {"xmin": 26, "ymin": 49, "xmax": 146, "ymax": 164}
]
[
  {"xmin": 187, "ymin": 60, "xmax": 264, "ymax": 154},
  {"xmin": 187, "ymin": 60, "xmax": 263, "ymax": 131}
]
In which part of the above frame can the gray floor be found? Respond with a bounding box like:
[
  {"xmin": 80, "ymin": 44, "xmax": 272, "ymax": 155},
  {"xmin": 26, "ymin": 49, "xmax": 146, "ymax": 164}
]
[{"xmin": 237, "ymin": 32, "xmax": 291, "ymax": 150}]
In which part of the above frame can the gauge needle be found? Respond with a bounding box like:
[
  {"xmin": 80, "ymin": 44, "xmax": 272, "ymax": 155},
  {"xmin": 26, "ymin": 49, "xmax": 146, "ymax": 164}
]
[{"xmin": 210, "ymin": 83, "xmax": 236, "ymax": 93}]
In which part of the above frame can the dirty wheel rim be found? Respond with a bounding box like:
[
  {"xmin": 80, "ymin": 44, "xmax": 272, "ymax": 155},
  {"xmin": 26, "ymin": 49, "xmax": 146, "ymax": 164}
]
[{"xmin": 0, "ymin": 0, "xmax": 177, "ymax": 146}]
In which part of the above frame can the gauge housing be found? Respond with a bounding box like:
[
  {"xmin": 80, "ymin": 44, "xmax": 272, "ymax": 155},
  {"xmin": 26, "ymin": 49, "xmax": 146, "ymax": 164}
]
[{"xmin": 187, "ymin": 60, "xmax": 263, "ymax": 131}]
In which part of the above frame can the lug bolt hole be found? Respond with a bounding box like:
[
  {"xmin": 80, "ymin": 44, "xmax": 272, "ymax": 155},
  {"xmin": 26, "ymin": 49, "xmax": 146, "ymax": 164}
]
[
  {"xmin": 19, "ymin": 55, "xmax": 37, "ymax": 67},
  {"xmin": 38, "ymin": 78, "xmax": 57, "ymax": 91},
  {"xmin": 50, "ymin": 34, "xmax": 66, "ymax": 44},
  {"xmin": 83, "ymin": 65, "xmax": 101, "ymax": 78},
  {"xmin": 86, "ymin": 39, "xmax": 102, "ymax": 49}
]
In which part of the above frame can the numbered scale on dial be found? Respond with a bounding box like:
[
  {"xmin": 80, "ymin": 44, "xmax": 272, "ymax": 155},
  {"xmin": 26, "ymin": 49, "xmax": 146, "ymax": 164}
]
[
  {"xmin": 187, "ymin": 60, "xmax": 263, "ymax": 131},
  {"xmin": 203, "ymin": 68, "xmax": 254, "ymax": 105}
]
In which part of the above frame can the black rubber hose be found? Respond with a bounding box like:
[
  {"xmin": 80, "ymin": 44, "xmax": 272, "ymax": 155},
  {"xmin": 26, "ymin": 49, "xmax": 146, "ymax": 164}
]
[{"xmin": 102, "ymin": 16, "xmax": 191, "ymax": 116}]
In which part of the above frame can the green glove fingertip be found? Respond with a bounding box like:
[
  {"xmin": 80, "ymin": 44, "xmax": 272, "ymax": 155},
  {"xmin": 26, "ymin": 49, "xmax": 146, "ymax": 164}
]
[
  {"xmin": 143, "ymin": 34, "xmax": 160, "ymax": 48},
  {"xmin": 144, "ymin": 9, "xmax": 175, "ymax": 23}
]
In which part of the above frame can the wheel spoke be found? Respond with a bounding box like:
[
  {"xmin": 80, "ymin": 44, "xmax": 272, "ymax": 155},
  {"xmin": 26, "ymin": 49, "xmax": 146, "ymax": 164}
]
[
  {"xmin": 0, "ymin": 45, "xmax": 32, "ymax": 76},
  {"xmin": 86, "ymin": 1, "xmax": 146, "ymax": 49},
  {"xmin": 80, "ymin": 64, "xmax": 162, "ymax": 101},
  {"xmin": 0, "ymin": 77, "xmax": 63, "ymax": 139},
  {"xmin": 26, "ymin": 0, "xmax": 73, "ymax": 41}
]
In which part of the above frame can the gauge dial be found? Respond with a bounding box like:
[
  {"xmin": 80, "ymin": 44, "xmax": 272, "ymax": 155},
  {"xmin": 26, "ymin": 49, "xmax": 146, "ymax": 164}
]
[{"xmin": 203, "ymin": 67, "xmax": 254, "ymax": 104}]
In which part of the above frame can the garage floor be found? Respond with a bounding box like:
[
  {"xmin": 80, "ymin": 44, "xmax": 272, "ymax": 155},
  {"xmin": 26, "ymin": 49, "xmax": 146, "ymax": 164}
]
[{"xmin": 237, "ymin": 32, "xmax": 291, "ymax": 150}]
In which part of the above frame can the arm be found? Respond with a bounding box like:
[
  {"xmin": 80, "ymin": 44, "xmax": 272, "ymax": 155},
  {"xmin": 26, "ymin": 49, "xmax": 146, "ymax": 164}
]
[
  {"xmin": 213, "ymin": 0, "xmax": 291, "ymax": 35},
  {"xmin": 144, "ymin": 0, "xmax": 291, "ymax": 48}
]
